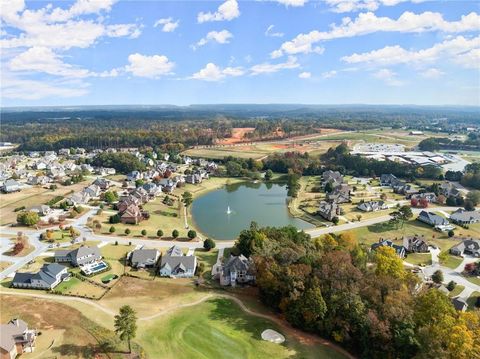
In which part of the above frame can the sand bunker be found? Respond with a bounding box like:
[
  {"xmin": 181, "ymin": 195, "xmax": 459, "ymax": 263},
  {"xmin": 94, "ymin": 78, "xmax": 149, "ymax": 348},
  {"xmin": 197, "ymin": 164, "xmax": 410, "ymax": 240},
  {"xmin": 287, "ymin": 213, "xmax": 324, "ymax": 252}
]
[{"xmin": 261, "ymin": 329, "xmax": 285, "ymax": 344}]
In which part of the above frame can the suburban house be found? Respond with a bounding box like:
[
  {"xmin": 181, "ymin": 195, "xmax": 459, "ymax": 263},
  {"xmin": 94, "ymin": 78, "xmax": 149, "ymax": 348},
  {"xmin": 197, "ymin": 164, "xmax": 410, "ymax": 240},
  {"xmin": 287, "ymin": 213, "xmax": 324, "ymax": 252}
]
[
  {"xmin": 357, "ymin": 200, "xmax": 388, "ymax": 212},
  {"xmin": 127, "ymin": 171, "xmax": 142, "ymax": 181},
  {"xmin": 185, "ymin": 173, "xmax": 203, "ymax": 184},
  {"xmin": 450, "ymin": 239, "xmax": 480, "ymax": 257},
  {"xmin": 450, "ymin": 209, "xmax": 480, "ymax": 225},
  {"xmin": 439, "ymin": 182, "xmax": 461, "ymax": 198},
  {"xmin": 403, "ymin": 235, "xmax": 429, "ymax": 253},
  {"xmin": 411, "ymin": 192, "xmax": 438, "ymax": 203},
  {"xmin": 380, "ymin": 174, "xmax": 401, "ymax": 187},
  {"xmin": 393, "ymin": 183, "xmax": 419, "ymax": 197},
  {"xmin": 218, "ymin": 255, "xmax": 255, "ymax": 287},
  {"xmin": 159, "ymin": 245, "xmax": 197, "ymax": 278},
  {"xmin": 371, "ymin": 239, "xmax": 406, "ymax": 258},
  {"xmin": 117, "ymin": 196, "xmax": 141, "ymax": 213},
  {"xmin": 83, "ymin": 184, "xmax": 101, "ymax": 198},
  {"xmin": 326, "ymin": 184, "xmax": 351, "ymax": 204},
  {"xmin": 417, "ymin": 211, "xmax": 452, "ymax": 229},
  {"xmin": 68, "ymin": 191, "xmax": 91, "ymax": 205},
  {"xmin": 54, "ymin": 246, "xmax": 102, "ymax": 266},
  {"xmin": 120, "ymin": 204, "xmax": 145, "ymax": 224},
  {"xmin": 27, "ymin": 175, "xmax": 50, "ymax": 186},
  {"xmin": 322, "ymin": 170, "xmax": 343, "ymax": 187},
  {"xmin": 318, "ymin": 201, "xmax": 340, "ymax": 221},
  {"xmin": 129, "ymin": 249, "xmax": 160, "ymax": 269},
  {"xmin": 92, "ymin": 178, "xmax": 111, "ymax": 190},
  {"xmin": 142, "ymin": 183, "xmax": 161, "ymax": 197},
  {"xmin": 0, "ymin": 319, "xmax": 36, "ymax": 359},
  {"xmin": 12, "ymin": 263, "xmax": 68, "ymax": 290},
  {"xmin": 451, "ymin": 297, "xmax": 468, "ymax": 312},
  {"xmin": 2, "ymin": 179, "xmax": 20, "ymax": 193},
  {"xmin": 28, "ymin": 205, "xmax": 52, "ymax": 217}
]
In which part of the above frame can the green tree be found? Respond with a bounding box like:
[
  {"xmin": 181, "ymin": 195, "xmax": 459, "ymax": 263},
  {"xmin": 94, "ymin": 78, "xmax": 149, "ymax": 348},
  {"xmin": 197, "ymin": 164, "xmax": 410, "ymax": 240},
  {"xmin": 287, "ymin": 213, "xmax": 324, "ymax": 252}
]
[
  {"xmin": 466, "ymin": 190, "xmax": 480, "ymax": 206},
  {"xmin": 114, "ymin": 305, "xmax": 137, "ymax": 353},
  {"xmin": 187, "ymin": 230, "xmax": 196, "ymax": 239},
  {"xmin": 141, "ymin": 229, "xmax": 147, "ymax": 236},
  {"xmin": 203, "ymin": 238, "xmax": 216, "ymax": 251},
  {"xmin": 264, "ymin": 169, "xmax": 273, "ymax": 181},
  {"xmin": 16, "ymin": 211, "xmax": 40, "ymax": 226},
  {"xmin": 109, "ymin": 226, "xmax": 116, "ymax": 234},
  {"xmin": 172, "ymin": 229, "xmax": 179, "ymax": 239},
  {"xmin": 157, "ymin": 229, "xmax": 163, "ymax": 238},
  {"xmin": 446, "ymin": 281, "xmax": 456, "ymax": 291},
  {"xmin": 124, "ymin": 228, "xmax": 131, "ymax": 235},
  {"xmin": 104, "ymin": 190, "xmax": 118, "ymax": 204},
  {"xmin": 182, "ymin": 191, "xmax": 193, "ymax": 209},
  {"xmin": 431, "ymin": 269, "xmax": 443, "ymax": 284}
]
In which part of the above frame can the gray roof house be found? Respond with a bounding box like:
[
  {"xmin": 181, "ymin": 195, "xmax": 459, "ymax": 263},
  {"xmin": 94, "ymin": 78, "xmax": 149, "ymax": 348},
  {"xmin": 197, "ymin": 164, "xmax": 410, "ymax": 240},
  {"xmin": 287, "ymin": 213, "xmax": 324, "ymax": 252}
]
[
  {"xmin": 129, "ymin": 249, "xmax": 160, "ymax": 268},
  {"xmin": 357, "ymin": 200, "xmax": 388, "ymax": 212},
  {"xmin": 2, "ymin": 179, "xmax": 20, "ymax": 193},
  {"xmin": 159, "ymin": 245, "xmax": 197, "ymax": 278},
  {"xmin": 318, "ymin": 201, "xmax": 340, "ymax": 221},
  {"xmin": 322, "ymin": 170, "xmax": 343, "ymax": 187},
  {"xmin": 12, "ymin": 263, "xmax": 68, "ymax": 290},
  {"xmin": 28, "ymin": 205, "xmax": 52, "ymax": 216},
  {"xmin": 417, "ymin": 211, "xmax": 450, "ymax": 227},
  {"xmin": 451, "ymin": 297, "xmax": 468, "ymax": 312},
  {"xmin": 219, "ymin": 255, "xmax": 255, "ymax": 287},
  {"xmin": 54, "ymin": 246, "xmax": 102, "ymax": 266},
  {"xmin": 326, "ymin": 184, "xmax": 350, "ymax": 204},
  {"xmin": 371, "ymin": 239, "xmax": 406, "ymax": 258},
  {"xmin": 449, "ymin": 239, "xmax": 480, "ymax": 257},
  {"xmin": 402, "ymin": 235, "xmax": 429, "ymax": 253},
  {"xmin": 450, "ymin": 209, "xmax": 480, "ymax": 225},
  {"xmin": 439, "ymin": 182, "xmax": 461, "ymax": 198},
  {"xmin": 0, "ymin": 319, "xmax": 37, "ymax": 359}
]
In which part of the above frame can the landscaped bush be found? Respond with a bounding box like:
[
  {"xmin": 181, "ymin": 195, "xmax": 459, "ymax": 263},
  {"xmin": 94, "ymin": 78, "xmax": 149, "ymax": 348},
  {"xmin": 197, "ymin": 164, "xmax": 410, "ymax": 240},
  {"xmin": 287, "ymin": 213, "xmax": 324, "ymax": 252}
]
[
  {"xmin": 14, "ymin": 206, "xmax": 26, "ymax": 212},
  {"xmin": 46, "ymin": 196, "xmax": 64, "ymax": 206},
  {"xmin": 172, "ymin": 229, "xmax": 179, "ymax": 239},
  {"xmin": 203, "ymin": 238, "xmax": 216, "ymax": 251},
  {"xmin": 187, "ymin": 230, "xmax": 197, "ymax": 239}
]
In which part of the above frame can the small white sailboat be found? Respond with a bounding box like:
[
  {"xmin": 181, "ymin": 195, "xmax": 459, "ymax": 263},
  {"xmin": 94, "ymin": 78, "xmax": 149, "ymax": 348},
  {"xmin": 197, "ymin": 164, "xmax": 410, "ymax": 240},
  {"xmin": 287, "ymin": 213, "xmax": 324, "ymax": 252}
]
[{"xmin": 226, "ymin": 206, "xmax": 232, "ymax": 214}]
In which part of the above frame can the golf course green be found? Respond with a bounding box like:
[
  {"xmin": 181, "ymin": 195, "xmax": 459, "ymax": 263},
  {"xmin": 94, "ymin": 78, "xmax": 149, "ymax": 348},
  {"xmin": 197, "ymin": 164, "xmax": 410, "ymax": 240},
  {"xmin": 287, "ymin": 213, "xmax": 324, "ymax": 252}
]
[{"xmin": 137, "ymin": 297, "xmax": 347, "ymax": 359}]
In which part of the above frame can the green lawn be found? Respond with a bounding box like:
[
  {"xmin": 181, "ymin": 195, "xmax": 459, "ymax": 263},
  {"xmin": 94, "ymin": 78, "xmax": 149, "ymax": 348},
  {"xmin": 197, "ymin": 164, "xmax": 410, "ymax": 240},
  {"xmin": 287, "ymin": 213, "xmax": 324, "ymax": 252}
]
[
  {"xmin": 439, "ymin": 254, "xmax": 463, "ymax": 269},
  {"xmin": 448, "ymin": 285, "xmax": 465, "ymax": 298},
  {"xmin": 467, "ymin": 291, "xmax": 480, "ymax": 310},
  {"xmin": 404, "ymin": 253, "xmax": 432, "ymax": 266},
  {"xmin": 55, "ymin": 277, "xmax": 82, "ymax": 293},
  {"xmin": 136, "ymin": 297, "xmax": 347, "ymax": 359},
  {"xmin": 465, "ymin": 276, "xmax": 480, "ymax": 286}
]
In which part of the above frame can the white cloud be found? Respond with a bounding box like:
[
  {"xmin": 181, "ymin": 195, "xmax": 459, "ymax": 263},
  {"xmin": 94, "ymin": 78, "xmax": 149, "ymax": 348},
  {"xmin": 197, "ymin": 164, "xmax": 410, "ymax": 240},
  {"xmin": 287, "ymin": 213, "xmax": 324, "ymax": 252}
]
[
  {"xmin": 250, "ymin": 56, "xmax": 300, "ymax": 75},
  {"xmin": 272, "ymin": 11, "xmax": 480, "ymax": 57},
  {"xmin": 1, "ymin": 75, "xmax": 89, "ymax": 100},
  {"xmin": 373, "ymin": 68, "xmax": 403, "ymax": 86},
  {"xmin": 342, "ymin": 35, "xmax": 480, "ymax": 69},
  {"xmin": 197, "ymin": 0, "xmax": 240, "ymax": 23},
  {"xmin": 322, "ymin": 70, "xmax": 338, "ymax": 78},
  {"xmin": 420, "ymin": 68, "xmax": 444, "ymax": 78},
  {"xmin": 191, "ymin": 63, "xmax": 245, "ymax": 81},
  {"xmin": 0, "ymin": 0, "xmax": 142, "ymax": 50},
  {"xmin": 325, "ymin": 0, "xmax": 428, "ymax": 13},
  {"xmin": 265, "ymin": 25, "xmax": 284, "ymax": 38},
  {"xmin": 154, "ymin": 17, "xmax": 179, "ymax": 32},
  {"xmin": 194, "ymin": 30, "xmax": 233, "ymax": 49},
  {"xmin": 274, "ymin": 0, "xmax": 308, "ymax": 7},
  {"xmin": 125, "ymin": 53, "xmax": 175, "ymax": 78},
  {"xmin": 453, "ymin": 48, "xmax": 480, "ymax": 69},
  {"xmin": 298, "ymin": 71, "xmax": 311, "ymax": 78}
]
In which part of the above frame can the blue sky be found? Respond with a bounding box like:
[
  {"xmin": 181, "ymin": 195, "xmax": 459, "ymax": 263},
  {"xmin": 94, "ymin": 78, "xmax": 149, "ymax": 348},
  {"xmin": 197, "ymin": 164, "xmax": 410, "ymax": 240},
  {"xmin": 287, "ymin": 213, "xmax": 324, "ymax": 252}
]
[{"xmin": 1, "ymin": 0, "xmax": 479, "ymax": 106}]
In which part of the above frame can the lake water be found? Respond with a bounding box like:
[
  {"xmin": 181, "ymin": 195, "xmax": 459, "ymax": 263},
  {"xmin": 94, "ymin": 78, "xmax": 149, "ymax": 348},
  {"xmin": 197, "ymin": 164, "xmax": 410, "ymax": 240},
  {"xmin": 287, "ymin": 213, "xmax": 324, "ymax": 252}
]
[{"xmin": 191, "ymin": 181, "xmax": 313, "ymax": 240}]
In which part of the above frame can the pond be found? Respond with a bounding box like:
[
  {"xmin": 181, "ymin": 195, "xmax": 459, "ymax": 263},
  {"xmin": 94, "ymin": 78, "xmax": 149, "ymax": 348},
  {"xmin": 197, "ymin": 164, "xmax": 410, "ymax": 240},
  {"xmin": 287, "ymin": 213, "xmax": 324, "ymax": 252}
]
[{"xmin": 191, "ymin": 181, "xmax": 313, "ymax": 240}]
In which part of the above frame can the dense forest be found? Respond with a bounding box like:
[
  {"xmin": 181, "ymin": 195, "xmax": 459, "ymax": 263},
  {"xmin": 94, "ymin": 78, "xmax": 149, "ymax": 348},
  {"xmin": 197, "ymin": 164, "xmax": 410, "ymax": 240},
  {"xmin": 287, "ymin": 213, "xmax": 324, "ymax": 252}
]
[
  {"xmin": 233, "ymin": 223, "xmax": 480, "ymax": 359},
  {"xmin": 419, "ymin": 133, "xmax": 480, "ymax": 151},
  {"xmin": 1, "ymin": 105, "xmax": 478, "ymax": 151}
]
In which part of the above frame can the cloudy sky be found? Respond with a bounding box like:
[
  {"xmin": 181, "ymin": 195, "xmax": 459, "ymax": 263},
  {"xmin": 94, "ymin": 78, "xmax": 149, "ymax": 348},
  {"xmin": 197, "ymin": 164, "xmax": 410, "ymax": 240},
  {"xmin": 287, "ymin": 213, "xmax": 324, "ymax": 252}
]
[{"xmin": 1, "ymin": 0, "xmax": 479, "ymax": 106}]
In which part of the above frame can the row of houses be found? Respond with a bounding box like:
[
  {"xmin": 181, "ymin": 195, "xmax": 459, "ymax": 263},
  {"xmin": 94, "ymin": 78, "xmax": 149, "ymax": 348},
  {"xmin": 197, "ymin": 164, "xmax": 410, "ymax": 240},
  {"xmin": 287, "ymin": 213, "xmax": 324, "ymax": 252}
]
[
  {"xmin": 371, "ymin": 235, "xmax": 430, "ymax": 258},
  {"xmin": 318, "ymin": 171, "xmax": 352, "ymax": 221}
]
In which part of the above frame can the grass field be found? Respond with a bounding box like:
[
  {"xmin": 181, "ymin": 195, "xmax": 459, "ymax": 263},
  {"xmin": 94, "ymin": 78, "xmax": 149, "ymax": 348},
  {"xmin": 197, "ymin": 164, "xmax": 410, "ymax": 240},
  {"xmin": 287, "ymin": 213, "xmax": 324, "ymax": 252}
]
[
  {"xmin": 467, "ymin": 291, "xmax": 480, "ymax": 310},
  {"xmin": 0, "ymin": 180, "xmax": 90, "ymax": 225},
  {"xmin": 0, "ymin": 295, "xmax": 129, "ymax": 358},
  {"xmin": 439, "ymin": 254, "xmax": 463, "ymax": 269},
  {"xmin": 404, "ymin": 253, "xmax": 432, "ymax": 266},
  {"xmin": 466, "ymin": 276, "xmax": 480, "ymax": 286},
  {"xmin": 448, "ymin": 285, "xmax": 465, "ymax": 298},
  {"xmin": 136, "ymin": 297, "xmax": 347, "ymax": 359}
]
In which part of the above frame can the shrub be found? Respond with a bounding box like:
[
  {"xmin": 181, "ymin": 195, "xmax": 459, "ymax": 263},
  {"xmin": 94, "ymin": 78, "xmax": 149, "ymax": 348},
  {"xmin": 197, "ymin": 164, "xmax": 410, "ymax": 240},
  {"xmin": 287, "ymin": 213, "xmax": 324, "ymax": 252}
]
[
  {"xmin": 125, "ymin": 228, "xmax": 131, "ymax": 235},
  {"xmin": 141, "ymin": 229, "xmax": 147, "ymax": 236},
  {"xmin": 17, "ymin": 211, "xmax": 40, "ymax": 226},
  {"xmin": 446, "ymin": 281, "xmax": 456, "ymax": 291},
  {"xmin": 115, "ymin": 241, "xmax": 118, "ymax": 246},
  {"xmin": 14, "ymin": 206, "xmax": 26, "ymax": 212},
  {"xmin": 432, "ymin": 269, "xmax": 443, "ymax": 284},
  {"xmin": 157, "ymin": 229, "xmax": 163, "ymax": 238},
  {"xmin": 172, "ymin": 229, "xmax": 179, "ymax": 239},
  {"xmin": 203, "ymin": 238, "xmax": 216, "ymax": 251},
  {"xmin": 447, "ymin": 230, "xmax": 454, "ymax": 238},
  {"xmin": 109, "ymin": 226, "xmax": 116, "ymax": 233},
  {"xmin": 187, "ymin": 230, "xmax": 197, "ymax": 239},
  {"xmin": 109, "ymin": 214, "xmax": 121, "ymax": 224}
]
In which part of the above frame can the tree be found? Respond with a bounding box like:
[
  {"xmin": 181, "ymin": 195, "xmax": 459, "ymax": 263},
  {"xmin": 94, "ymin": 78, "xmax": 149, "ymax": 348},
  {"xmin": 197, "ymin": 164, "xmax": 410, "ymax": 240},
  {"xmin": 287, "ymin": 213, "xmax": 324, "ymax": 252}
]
[
  {"xmin": 448, "ymin": 229, "xmax": 455, "ymax": 238},
  {"xmin": 182, "ymin": 191, "xmax": 193, "ymax": 209},
  {"xmin": 157, "ymin": 229, "xmax": 163, "ymax": 238},
  {"xmin": 124, "ymin": 228, "xmax": 131, "ymax": 235},
  {"xmin": 172, "ymin": 229, "xmax": 179, "ymax": 239},
  {"xmin": 332, "ymin": 216, "xmax": 339, "ymax": 225},
  {"xmin": 141, "ymin": 229, "xmax": 147, "ymax": 236},
  {"xmin": 464, "ymin": 200, "xmax": 475, "ymax": 211},
  {"xmin": 114, "ymin": 305, "xmax": 137, "ymax": 353},
  {"xmin": 447, "ymin": 281, "xmax": 456, "ymax": 291},
  {"xmin": 264, "ymin": 169, "xmax": 273, "ymax": 181},
  {"xmin": 104, "ymin": 191, "xmax": 118, "ymax": 204},
  {"xmin": 187, "ymin": 230, "xmax": 196, "ymax": 239},
  {"xmin": 16, "ymin": 211, "xmax": 40, "ymax": 226},
  {"xmin": 446, "ymin": 196, "xmax": 457, "ymax": 206},
  {"xmin": 109, "ymin": 214, "xmax": 121, "ymax": 224},
  {"xmin": 203, "ymin": 238, "xmax": 216, "ymax": 251},
  {"xmin": 390, "ymin": 205, "xmax": 413, "ymax": 228},
  {"xmin": 432, "ymin": 269, "xmax": 443, "ymax": 284},
  {"xmin": 356, "ymin": 214, "xmax": 362, "ymax": 222},
  {"xmin": 374, "ymin": 246, "xmax": 405, "ymax": 279},
  {"xmin": 466, "ymin": 190, "xmax": 480, "ymax": 206},
  {"xmin": 109, "ymin": 226, "xmax": 116, "ymax": 234},
  {"xmin": 324, "ymin": 181, "xmax": 333, "ymax": 193}
]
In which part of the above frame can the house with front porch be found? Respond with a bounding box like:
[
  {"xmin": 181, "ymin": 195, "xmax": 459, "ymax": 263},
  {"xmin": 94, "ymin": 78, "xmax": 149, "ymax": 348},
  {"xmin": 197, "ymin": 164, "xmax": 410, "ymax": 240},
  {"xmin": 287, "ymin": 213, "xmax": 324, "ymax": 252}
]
[
  {"xmin": 159, "ymin": 246, "xmax": 197, "ymax": 278},
  {"xmin": 0, "ymin": 319, "xmax": 37, "ymax": 359}
]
